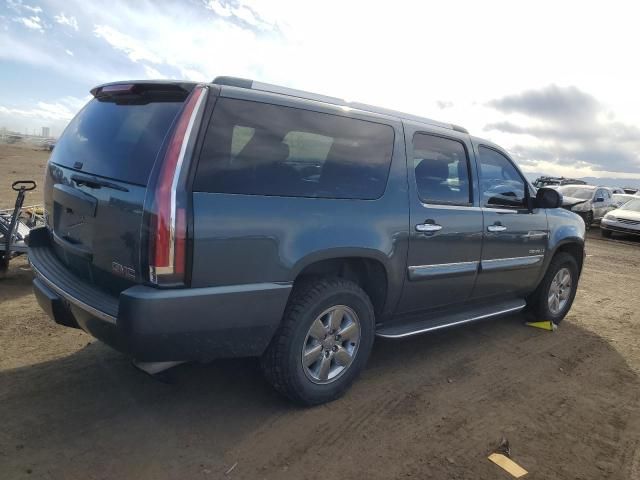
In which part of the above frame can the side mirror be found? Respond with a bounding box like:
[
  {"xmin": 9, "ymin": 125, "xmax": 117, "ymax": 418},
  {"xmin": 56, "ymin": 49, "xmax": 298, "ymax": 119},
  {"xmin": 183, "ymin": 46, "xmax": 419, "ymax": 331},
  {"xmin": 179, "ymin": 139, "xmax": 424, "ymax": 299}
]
[
  {"xmin": 536, "ymin": 187, "xmax": 563, "ymax": 209},
  {"xmin": 595, "ymin": 197, "xmax": 604, "ymax": 203}
]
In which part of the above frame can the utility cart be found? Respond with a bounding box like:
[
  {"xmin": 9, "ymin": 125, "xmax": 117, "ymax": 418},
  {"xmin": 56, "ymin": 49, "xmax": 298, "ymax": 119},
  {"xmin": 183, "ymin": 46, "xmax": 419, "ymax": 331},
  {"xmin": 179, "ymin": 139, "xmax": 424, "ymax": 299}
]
[{"xmin": 0, "ymin": 181, "xmax": 43, "ymax": 275}]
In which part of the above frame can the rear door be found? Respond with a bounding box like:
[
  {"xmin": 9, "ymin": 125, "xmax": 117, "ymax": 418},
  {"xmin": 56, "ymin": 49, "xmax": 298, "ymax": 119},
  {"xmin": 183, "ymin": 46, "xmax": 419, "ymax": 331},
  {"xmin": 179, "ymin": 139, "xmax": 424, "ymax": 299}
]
[
  {"xmin": 472, "ymin": 143, "xmax": 548, "ymax": 299},
  {"xmin": 396, "ymin": 127, "xmax": 483, "ymax": 314},
  {"xmin": 43, "ymin": 83, "xmax": 191, "ymax": 294}
]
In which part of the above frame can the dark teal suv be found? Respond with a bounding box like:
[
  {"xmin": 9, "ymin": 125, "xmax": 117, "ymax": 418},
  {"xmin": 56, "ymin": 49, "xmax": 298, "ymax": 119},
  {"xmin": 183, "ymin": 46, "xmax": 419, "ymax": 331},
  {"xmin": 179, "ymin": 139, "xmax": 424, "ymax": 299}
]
[{"xmin": 29, "ymin": 77, "xmax": 585, "ymax": 405}]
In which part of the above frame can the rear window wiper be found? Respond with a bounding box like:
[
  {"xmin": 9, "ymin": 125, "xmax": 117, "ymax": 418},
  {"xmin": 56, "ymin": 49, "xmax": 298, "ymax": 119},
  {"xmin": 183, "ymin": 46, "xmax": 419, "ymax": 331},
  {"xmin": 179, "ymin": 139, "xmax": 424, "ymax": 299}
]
[{"xmin": 71, "ymin": 174, "xmax": 129, "ymax": 192}]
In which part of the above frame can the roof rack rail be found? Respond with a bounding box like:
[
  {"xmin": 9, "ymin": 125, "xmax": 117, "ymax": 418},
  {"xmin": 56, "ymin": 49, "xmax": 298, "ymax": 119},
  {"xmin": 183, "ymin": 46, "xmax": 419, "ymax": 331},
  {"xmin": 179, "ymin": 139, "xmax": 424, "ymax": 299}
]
[{"xmin": 212, "ymin": 76, "xmax": 466, "ymax": 134}]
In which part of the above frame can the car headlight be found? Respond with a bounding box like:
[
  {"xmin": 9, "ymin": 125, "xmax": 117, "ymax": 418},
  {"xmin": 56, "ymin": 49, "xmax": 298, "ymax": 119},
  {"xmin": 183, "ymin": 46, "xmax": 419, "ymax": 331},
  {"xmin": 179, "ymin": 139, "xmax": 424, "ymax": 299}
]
[
  {"xmin": 571, "ymin": 203, "xmax": 588, "ymax": 212},
  {"xmin": 603, "ymin": 213, "xmax": 614, "ymax": 220}
]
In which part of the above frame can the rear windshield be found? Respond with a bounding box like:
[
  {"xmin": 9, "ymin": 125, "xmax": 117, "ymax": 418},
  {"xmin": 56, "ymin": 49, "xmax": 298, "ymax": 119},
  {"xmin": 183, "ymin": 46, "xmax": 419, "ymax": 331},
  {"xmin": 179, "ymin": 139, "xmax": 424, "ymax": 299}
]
[
  {"xmin": 50, "ymin": 97, "xmax": 183, "ymax": 185},
  {"xmin": 559, "ymin": 186, "xmax": 594, "ymax": 199}
]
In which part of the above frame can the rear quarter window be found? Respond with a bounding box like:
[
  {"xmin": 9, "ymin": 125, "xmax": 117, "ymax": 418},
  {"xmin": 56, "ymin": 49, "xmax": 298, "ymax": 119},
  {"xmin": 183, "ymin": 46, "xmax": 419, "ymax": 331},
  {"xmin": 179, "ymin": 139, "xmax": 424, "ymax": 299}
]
[
  {"xmin": 193, "ymin": 98, "xmax": 395, "ymax": 199},
  {"xmin": 50, "ymin": 98, "xmax": 183, "ymax": 185}
]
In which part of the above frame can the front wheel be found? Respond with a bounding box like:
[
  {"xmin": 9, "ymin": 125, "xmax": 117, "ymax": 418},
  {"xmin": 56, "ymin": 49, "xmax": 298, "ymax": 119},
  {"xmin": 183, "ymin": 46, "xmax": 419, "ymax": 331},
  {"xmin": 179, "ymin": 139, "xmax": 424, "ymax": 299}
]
[
  {"xmin": 527, "ymin": 252, "xmax": 579, "ymax": 324},
  {"xmin": 581, "ymin": 211, "xmax": 594, "ymax": 231},
  {"xmin": 261, "ymin": 278, "xmax": 375, "ymax": 405}
]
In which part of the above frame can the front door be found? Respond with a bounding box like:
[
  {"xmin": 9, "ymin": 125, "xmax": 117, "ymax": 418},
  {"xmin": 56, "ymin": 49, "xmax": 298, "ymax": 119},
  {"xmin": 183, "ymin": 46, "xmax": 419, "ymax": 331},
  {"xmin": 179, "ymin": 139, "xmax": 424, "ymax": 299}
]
[
  {"xmin": 397, "ymin": 129, "xmax": 483, "ymax": 315},
  {"xmin": 593, "ymin": 188, "xmax": 613, "ymax": 220},
  {"xmin": 472, "ymin": 144, "xmax": 549, "ymax": 298}
]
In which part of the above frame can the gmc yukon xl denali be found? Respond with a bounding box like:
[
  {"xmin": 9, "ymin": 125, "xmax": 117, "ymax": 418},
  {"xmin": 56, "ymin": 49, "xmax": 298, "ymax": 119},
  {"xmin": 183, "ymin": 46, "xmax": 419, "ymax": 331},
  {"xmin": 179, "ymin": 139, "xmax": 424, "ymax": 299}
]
[{"xmin": 29, "ymin": 77, "xmax": 585, "ymax": 405}]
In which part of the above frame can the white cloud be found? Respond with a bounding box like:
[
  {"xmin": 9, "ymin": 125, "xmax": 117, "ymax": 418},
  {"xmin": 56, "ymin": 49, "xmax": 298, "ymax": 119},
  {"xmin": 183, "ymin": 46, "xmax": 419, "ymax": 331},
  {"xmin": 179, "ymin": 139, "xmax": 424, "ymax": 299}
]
[
  {"xmin": 6, "ymin": 0, "xmax": 42, "ymax": 14},
  {"xmin": 54, "ymin": 13, "xmax": 79, "ymax": 31},
  {"xmin": 13, "ymin": 15, "xmax": 44, "ymax": 32},
  {"xmin": 65, "ymin": 49, "xmax": 74, "ymax": 56},
  {"xmin": 93, "ymin": 24, "xmax": 162, "ymax": 64},
  {"xmin": 205, "ymin": 0, "xmax": 232, "ymax": 17},
  {"xmin": 0, "ymin": 96, "xmax": 88, "ymax": 136},
  {"xmin": 143, "ymin": 64, "xmax": 163, "ymax": 79},
  {"xmin": 0, "ymin": 32, "xmax": 122, "ymax": 84},
  {"xmin": 204, "ymin": 0, "xmax": 274, "ymax": 29}
]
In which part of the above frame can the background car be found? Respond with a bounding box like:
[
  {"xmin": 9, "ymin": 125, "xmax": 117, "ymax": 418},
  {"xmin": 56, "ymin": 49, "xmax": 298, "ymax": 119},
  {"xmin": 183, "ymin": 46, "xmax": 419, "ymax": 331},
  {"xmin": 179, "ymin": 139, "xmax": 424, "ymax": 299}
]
[
  {"xmin": 612, "ymin": 193, "xmax": 637, "ymax": 207},
  {"xmin": 533, "ymin": 176, "xmax": 586, "ymax": 188},
  {"xmin": 601, "ymin": 198, "xmax": 640, "ymax": 238},
  {"xmin": 558, "ymin": 185, "xmax": 616, "ymax": 230}
]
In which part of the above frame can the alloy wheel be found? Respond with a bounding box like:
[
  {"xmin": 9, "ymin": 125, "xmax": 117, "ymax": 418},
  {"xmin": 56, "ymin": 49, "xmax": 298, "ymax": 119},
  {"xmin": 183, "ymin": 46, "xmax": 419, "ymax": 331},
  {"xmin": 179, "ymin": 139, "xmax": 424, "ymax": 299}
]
[{"xmin": 301, "ymin": 305, "xmax": 361, "ymax": 384}]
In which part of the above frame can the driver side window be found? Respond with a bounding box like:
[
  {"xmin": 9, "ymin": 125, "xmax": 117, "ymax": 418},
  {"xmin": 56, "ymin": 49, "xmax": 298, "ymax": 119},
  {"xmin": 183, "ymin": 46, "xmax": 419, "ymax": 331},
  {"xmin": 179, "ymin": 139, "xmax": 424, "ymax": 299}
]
[{"xmin": 478, "ymin": 146, "xmax": 526, "ymax": 208}]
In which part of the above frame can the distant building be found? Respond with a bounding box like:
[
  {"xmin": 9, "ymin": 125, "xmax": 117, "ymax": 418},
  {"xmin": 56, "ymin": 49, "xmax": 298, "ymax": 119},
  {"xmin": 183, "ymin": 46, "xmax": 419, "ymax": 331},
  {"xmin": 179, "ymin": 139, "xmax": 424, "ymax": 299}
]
[{"xmin": 41, "ymin": 127, "xmax": 50, "ymax": 138}]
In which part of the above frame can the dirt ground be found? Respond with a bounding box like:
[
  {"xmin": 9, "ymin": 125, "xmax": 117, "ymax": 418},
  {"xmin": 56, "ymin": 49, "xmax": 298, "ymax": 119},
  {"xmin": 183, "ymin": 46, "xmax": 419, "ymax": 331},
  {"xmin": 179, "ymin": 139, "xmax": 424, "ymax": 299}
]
[
  {"xmin": 0, "ymin": 143, "xmax": 49, "ymax": 209},
  {"xmin": 1, "ymin": 143, "xmax": 640, "ymax": 480}
]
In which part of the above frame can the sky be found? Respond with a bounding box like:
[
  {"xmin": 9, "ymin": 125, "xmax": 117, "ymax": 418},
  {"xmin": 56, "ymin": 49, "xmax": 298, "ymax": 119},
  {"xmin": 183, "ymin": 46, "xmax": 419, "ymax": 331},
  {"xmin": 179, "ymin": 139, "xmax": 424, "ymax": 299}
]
[{"xmin": 1, "ymin": 0, "xmax": 640, "ymax": 183}]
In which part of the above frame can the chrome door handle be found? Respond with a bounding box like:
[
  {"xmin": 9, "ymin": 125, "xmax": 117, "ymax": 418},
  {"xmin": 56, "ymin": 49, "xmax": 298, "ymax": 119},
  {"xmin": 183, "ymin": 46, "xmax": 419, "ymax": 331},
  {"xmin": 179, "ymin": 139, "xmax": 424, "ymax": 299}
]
[
  {"xmin": 487, "ymin": 224, "xmax": 507, "ymax": 232},
  {"xmin": 416, "ymin": 223, "xmax": 443, "ymax": 232}
]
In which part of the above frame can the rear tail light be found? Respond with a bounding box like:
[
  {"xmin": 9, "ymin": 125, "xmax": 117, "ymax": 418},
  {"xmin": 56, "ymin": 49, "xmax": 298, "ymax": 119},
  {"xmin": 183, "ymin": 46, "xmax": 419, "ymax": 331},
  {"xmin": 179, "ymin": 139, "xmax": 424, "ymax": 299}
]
[{"xmin": 148, "ymin": 85, "xmax": 207, "ymax": 286}]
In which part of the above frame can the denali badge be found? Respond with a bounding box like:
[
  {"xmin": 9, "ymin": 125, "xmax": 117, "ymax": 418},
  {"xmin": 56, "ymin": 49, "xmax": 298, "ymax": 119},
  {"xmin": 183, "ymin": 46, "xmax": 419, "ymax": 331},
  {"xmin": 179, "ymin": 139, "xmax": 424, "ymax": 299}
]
[{"xmin": 111, "ymin": 261, "xmax": 136, "ymax": 280}]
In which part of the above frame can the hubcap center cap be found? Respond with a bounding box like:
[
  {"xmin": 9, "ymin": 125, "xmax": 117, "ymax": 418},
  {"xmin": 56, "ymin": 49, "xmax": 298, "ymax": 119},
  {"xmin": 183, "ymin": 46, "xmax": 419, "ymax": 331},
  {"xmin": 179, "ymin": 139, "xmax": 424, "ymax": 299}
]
[{"xmin": 322, "ymin": 336, "xmax": 336, "ymax": 350}]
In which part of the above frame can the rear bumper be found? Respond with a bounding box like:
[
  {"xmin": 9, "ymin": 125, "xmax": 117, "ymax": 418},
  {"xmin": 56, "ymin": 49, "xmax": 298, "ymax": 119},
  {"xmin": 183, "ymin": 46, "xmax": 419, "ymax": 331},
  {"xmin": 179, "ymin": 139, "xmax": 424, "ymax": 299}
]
[{"xmin": 29, "ymin": 228, "xmax": 291, "ymax": 362}]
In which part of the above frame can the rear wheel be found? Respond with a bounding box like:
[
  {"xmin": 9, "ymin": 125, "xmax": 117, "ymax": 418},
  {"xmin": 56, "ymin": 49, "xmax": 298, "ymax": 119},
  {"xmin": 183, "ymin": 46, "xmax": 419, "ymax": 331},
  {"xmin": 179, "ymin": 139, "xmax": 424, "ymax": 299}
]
[
  {"xmin": 527, "ymin": 252, "xmax": 579, "ymax": 324},
  {"xmin": 261, "ymin": 278, "xmax": 375, "ymax": 405}
]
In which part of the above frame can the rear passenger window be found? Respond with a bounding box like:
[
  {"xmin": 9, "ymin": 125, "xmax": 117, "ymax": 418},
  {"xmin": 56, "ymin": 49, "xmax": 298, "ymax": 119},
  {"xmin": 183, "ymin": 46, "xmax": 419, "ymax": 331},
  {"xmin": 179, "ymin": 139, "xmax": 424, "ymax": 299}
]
[
  {"xmin": 478, "ymin": 146, "xmax": 526, "ymax": 208},
  {"xmin": 194, "ymin": 98, "xmax": 395, "ymax": 199},
  {"xmin": 411, "ymin": 133, "xmax": 471, "ymax": 205}
]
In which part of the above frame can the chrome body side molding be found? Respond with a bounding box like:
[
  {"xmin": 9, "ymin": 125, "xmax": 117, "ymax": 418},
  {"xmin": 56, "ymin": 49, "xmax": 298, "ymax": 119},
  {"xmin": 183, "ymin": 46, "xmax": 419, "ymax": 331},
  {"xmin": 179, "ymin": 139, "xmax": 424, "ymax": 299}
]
[
  {"xmin": 407, "ymin": 260, "xmax": 479, "ymax": 281},
  {"xmin": 480, "ymin": 254, "xmax": 544, "ymax": 272}
]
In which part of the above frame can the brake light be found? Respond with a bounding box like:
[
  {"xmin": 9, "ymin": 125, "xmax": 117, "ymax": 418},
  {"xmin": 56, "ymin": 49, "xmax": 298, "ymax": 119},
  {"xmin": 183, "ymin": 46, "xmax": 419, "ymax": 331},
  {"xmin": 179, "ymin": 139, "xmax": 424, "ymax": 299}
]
[
  {"xmin": 101, "ymin": 84, "xmax": 135, "ymax": 93},
  {"xmin": 148, "ymin": 85, "xmax": 206, "ymax": 285}
]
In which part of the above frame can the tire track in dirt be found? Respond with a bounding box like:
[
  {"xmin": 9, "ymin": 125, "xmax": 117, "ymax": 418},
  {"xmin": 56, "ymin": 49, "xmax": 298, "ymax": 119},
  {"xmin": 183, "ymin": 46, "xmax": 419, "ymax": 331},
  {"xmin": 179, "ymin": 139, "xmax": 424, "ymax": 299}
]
[{"xmin": 223, "ymin": 317, "xmax": 640, "ymax": 479}]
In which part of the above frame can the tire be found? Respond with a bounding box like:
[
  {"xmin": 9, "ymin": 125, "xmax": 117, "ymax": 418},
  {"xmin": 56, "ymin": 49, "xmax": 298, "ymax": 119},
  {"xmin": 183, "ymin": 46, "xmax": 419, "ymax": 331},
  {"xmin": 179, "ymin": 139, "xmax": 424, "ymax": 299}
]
[
  {"xmin": 261, "ymin": 278, "xmax": 375, "ymax": 406},
  {"xmin": 601, "ymin": 229, "xmax": 612, "ymax": 238},
  {"xmin": 527, "ymin": 252, "xmax": 579, "ymax": 324},
  {"xmin": 581, "ymin": 211, "xmax": 593, "ymax": 231}
]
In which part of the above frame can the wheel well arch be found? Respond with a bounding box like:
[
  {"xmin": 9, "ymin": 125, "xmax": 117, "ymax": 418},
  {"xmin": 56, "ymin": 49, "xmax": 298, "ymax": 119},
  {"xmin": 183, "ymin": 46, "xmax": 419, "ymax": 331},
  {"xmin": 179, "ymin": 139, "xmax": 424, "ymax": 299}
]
[
  {"xmin": 552, "ymin": 240, "xmax": 585, "ymax": 273},
  {"xmin": 293, "ymin": 256, "xmax": 389, "ymax": 317}
]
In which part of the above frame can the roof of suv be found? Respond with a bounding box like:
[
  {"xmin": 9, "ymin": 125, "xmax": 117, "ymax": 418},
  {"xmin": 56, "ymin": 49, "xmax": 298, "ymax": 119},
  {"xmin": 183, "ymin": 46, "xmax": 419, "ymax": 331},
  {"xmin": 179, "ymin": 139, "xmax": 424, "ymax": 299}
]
[
  {"xmin": 211, "ymin": 76, "xmax": 469, "ymax": 135},
  {"xmin": 92, "ymin": 77, "xmax": 474, "ymax": 140}
]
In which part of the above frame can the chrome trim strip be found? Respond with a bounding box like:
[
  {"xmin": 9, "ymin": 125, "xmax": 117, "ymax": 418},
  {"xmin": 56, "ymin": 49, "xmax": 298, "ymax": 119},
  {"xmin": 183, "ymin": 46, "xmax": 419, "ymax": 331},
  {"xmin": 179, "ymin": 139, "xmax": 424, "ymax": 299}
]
[
  {"xmin": 481, "ymin": 254, "xmax": 544, "ymax": 272},
  {"xmin": 30, "ymin": 262, "xmax": 117, "ymax": 324},
  {"xmin": 483, "ymin": 207, "xmax": 518, "ymax": 214},
  {"xmin": 376, "ymin": 304, "xmax": 525, "ymax": 339},
  {"xmin": 420, "ymin": 203, "xmax": 482, "ymax": 211},
  {"xmin": 168, "ymin": 87, "xmax": 208, "ymax": 272},
  {"xmin": 408, "ymin": 260, "xmax": 479, "ymax": 281},
  {"xmin": 522, "ymin": 231, "xmax": 549, "ymax": 239}
]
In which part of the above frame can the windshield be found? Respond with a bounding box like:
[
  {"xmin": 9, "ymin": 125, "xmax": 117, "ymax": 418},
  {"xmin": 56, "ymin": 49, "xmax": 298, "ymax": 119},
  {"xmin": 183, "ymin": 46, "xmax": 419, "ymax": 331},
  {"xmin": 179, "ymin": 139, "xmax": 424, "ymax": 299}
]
[
  {"xmin": 620, "ymin": 199, "xmax": 640, "ymax": 211},
  {"xmin": 534, "ymin": 179, "xmax": 559, "ymax": 187},
  {"xmin": 49, "ymin": 97, "xmax": 184, "ymax": 185},
  {"xmin": 559, "ymin": 186, "xmax": 594, "ymax": 199}
]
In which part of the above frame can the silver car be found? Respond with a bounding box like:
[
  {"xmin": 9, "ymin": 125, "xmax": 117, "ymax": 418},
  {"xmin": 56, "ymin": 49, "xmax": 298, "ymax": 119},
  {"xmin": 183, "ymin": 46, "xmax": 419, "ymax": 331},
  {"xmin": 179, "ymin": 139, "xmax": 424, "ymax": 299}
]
[
  {"xmin": 612, "ymin": 193, "xmax": 637, "ymax": 207},
  {"xmin": 558, "ymin": 185, "xmax": 616, "ymax": 230},
  {"xmin": 601, "ymin": 198, "xmax": 640, "ymax": 238}
]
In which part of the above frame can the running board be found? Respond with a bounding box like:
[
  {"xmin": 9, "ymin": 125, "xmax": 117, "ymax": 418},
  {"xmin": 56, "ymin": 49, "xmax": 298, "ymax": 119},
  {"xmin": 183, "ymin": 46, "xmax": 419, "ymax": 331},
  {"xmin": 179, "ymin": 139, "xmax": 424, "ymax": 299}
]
[{"xmin": 376, "ymin": 299, "xmax": 526, "ymax": 339}]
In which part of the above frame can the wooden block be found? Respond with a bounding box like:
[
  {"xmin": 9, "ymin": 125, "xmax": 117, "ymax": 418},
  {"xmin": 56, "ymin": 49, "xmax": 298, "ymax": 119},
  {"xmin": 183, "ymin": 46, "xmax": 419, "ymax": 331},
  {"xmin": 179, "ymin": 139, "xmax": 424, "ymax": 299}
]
[{"xmin": 488, "ymin": 453, "xmax": 528, "ymax": 478}]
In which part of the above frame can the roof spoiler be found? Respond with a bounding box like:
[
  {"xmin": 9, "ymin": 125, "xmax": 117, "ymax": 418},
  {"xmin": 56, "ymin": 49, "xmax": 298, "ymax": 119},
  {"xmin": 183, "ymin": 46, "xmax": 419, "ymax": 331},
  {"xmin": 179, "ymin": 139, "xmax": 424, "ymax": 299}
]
[{"xmin": 90, "ymin": 81, "xmax": 197, "ymax": 98}]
